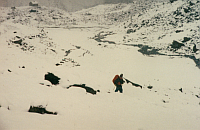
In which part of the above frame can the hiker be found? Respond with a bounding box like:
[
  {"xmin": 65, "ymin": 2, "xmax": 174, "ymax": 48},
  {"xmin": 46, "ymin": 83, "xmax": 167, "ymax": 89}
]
[{"xmin": 112, "ymin": 74, "xmax": 125, "ymax": 93}]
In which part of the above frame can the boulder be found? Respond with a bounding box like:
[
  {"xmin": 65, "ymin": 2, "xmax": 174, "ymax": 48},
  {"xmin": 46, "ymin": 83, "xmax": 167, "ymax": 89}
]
[
  {"xmin": 44, "ymin": 72, "xmax": 60, "ymax": 85},
  {"xmin": 12, "ymin": 39, "xmax": 22, "ymax": 45},
  {"xmin": 170, "ymin": 40, "xmax": 184, "ymax": 49}
]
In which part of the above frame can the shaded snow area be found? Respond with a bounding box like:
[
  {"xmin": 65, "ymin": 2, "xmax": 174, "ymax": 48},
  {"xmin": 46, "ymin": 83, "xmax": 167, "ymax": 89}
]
[{"xmin": 0, "ymin": 0, "xmax": 200, "ymax": 130}]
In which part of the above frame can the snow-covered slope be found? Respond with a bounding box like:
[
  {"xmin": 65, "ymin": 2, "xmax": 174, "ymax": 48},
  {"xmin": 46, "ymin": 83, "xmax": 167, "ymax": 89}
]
[{"xmin": 0, "ymin": 0, "xmax": 200, "ymax": 130}]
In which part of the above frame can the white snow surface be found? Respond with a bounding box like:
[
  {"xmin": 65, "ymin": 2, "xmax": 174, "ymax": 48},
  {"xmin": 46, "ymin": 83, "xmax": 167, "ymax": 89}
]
[{"xmin": 0, "ymin": 1, "xmax": 200, "ymax": 130}]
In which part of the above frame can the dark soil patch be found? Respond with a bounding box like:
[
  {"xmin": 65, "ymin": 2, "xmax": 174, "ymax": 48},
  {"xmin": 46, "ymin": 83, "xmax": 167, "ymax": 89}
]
[
  {"xmin": 44, "ymin": 72, "xmax": 60, "ymax": 85},
  {"xmin": 28, "ymin": 105, "xmax": 57, "ymax": 115},
  {"xmin": 67, "ymin": 84, "xmax": 98, "ymax": 95}
]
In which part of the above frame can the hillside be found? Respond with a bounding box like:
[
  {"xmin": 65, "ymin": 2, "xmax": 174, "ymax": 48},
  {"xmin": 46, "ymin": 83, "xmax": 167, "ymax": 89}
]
[
  {"xmin": 76, "ymin": 0, "xmax": 200, "ymax": 67},
  {"xmin": 0, "ymin": 0, "xmax": 200, "ymax": 130}
]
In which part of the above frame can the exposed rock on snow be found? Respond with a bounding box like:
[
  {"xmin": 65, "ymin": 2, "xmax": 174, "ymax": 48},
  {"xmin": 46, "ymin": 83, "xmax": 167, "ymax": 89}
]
[
  {"xmin": 44, "ymin": 72, "xmax": 60, "ymax": 85},
  {"xmin": 28, "ymin": 105, "xmax": 57, "ymax": 115},
  {"xmin": 12, "ymin": 38, "xmax": 23, "ymax": 45},
  {"xmin": 170, "ymin": 40, "xmax": 185, "ymax": 49},
  {"xmin": 68, "ymin": 84, "xmax": 98, "ymax": 95}
]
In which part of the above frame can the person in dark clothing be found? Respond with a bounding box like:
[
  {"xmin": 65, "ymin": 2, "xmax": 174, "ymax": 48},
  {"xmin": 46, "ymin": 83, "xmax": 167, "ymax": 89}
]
[{"xmin": 112, "ymin": 74, "xmax": 125, "ymax": 93}]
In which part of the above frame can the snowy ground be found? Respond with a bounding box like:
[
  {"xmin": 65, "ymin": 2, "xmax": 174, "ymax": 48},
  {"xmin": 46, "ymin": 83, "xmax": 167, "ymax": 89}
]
[{"xmin": 0, "ymin": 1, "xmax": 200, "ymax": 130}]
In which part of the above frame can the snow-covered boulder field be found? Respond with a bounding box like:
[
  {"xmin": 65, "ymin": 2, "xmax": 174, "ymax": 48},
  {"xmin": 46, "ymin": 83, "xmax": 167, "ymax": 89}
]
[{"xmin": 0, "ymin": 0, "xmax": 200, "ymax": 130}]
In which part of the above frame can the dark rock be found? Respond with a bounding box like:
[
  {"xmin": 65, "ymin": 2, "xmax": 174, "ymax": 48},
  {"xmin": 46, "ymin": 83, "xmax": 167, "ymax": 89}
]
[
  {"xmin": 28, "ymin": 105, "xmax": 57, "ymax": 115},
  {"xmin": 182, "ymin": 37, "xmax": 191, "ymax": 42},
  {"xmin": 179, "ymin": 88, "xmax": 183, "ymax": 92},
  {"xmin": 44, "ymin": 72, "xmax": 60, "ymax": 85},
  {"xmin": 170, "ymin": 40, "xmax": 184, "ymax": 49},
  {"xmin": 16, "ymin": 36, "xmax": 21, "ymax": 39},
  {"xmin": 162, "ymin": 100, "xmax": 169, "ymax": 103},
  {"xmin": 195, "ymin": 95, "xmax": 200, "ymax": 98},
  {"xmin": 189, "ymin": 1, "xmax": 195, "ymax": 6},
  {"xmin": 170, "ymin": 0, "xmax": 178, "ymax": 3},
  {"xmin": 175, "ymin": 30, "xmax": 184, "ymax": 33},
  {"xmin": 8, "ymin": 69, "xmax": 12, "ymax": 72},
  {"xmin": 193, "ymin": 44, "xmax": 199, "ymax": 53},
  {"xmin": 184, "ymin": 7, "xmax": 192, "ymax": 13},
  {"xmin": 68, "ymin": 84, "xmax": 97, "ymax": 95},
  {"xmin": 147, "ymin": 86, "xmax": 153, "ymax": 89},
  {"xmin": 138, "ymin": 45, "xmax": 164, "ymax": 56},
  {"xmin": 65, "ymin": 50, "xmax": 71, "ymax": 56},
  {"xmin": 13, "ymin": 39, "xmax": 22, "ymax": 45},
  {"xmin": 29, "ymin": 9, "xmax": 37, "ymax": 13},
  {"xmin": 127, "ymin": 29, "xmax": 135, "ymax": 34}
]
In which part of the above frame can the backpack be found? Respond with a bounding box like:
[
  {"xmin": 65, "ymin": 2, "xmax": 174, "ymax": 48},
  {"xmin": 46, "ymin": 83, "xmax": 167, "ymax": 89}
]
[{"xmin": 112, "ymin": 75, "xmax": 120, "ymax": 85}]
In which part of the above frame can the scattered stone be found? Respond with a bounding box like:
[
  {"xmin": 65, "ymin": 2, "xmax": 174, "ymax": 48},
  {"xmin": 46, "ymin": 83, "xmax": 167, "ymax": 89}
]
[
  {"xmin": 44, "ymin": 72, "xmax": 60, "ymax": 85},
  {"xmin": 13, "ymin": 39, "xmax": 23, "ymax": 45},
  {"xmin": 175, "ymin": 30, "xmax": 184, "ymax": 33},
  {"xmin": 162, "ymin": 100, "xmax": 169, "ymax": 103},
  {"xmin": 29, "ymin": 9, "xmax": 38, "ymax": 13},
  {"xmin": 184, "ymin": 7, "xmax": 192, "ymax": 13},
  {"xmin": 55, "ymin": 63, "xmax": 61, "ymax": 66},
  {"xmin": 147, "ymin": 86, "xmax": 153, "ymax": 89},
  {"xmin": 75, "ymin": 46, "xmax": 81, "ymax": 49},
  {"xmin": 179, "ymin": 88, "xmax": 183, "ymax": 93},
  {"xmin": 8, "ymin": 69, "xmax": 12, "ymax": 72},
  {"xmin": 65, "ymin": 50, "xmax": 71, "ymax": 56},
  {"xmin": 16, "ymin": 36, "xmax": 21, "ymax": 39},
  {"xmin": 28, "ymin": 105, "xmax": 57, "ymax": 115},
  {"xmin": 195, "ymin": 95, "xmax": 200, "ymax": 98},
  {"xmin": 127, "ymin": 29, "xmax": 135, "ymax": 34}
]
